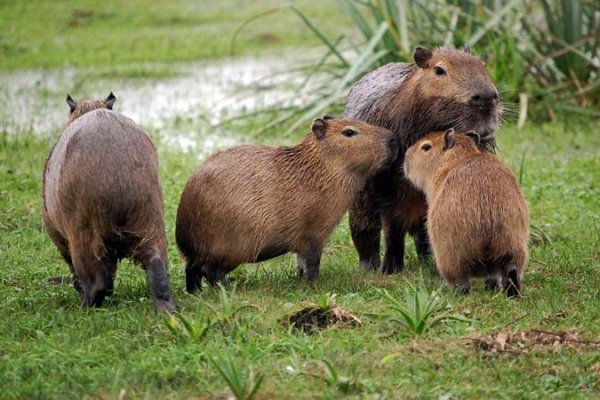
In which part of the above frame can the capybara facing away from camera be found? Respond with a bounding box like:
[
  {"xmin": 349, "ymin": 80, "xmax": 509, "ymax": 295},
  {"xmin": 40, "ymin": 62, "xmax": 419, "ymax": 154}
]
[
  {"xmin": 345, "ymin": 46, "xmax": 502, "ymax": 274},
  {"xmin": 176, "ymin": 116, "xmax": 398, "ymax": 292},
  {"xmin": 404, "ymin": 129, "xmax": 529, "ymax": 296},
  {"xmin": 42, "ymin": 93, "xmax": 176, "ymax": 312}
]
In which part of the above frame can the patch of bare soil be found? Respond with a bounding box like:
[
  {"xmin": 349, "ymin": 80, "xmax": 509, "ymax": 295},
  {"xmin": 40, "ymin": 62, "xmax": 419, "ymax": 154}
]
[
  {"xmin": 283, "ymin": 305, "xmax": 362, "ymax": 333},
  {"xmin": 464, "ymin": 329, "xmax": 600, "ymax": 355}
]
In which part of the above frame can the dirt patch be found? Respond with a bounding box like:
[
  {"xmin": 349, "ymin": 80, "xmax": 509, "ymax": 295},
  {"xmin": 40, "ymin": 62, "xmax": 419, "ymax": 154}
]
[
  {"xmin": 464, "ymin": 329, "xmax": 600, "ymax": 355},
  {"xmin": 283, "ymin": 305, "xmax": 362, "ymax": 333}
]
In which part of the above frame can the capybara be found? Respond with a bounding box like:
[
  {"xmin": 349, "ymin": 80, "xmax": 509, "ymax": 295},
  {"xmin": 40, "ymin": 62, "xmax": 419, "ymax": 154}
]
[
  {"xmin": 404, "ymin": 129, "xmax": 529, "ymax": 296},
  {"xmin": 42, "ymin": 93, "xmax": 176, "ymax": 312},
  {"xmin": 176, "ymin": 116, "xmax": 398, "ymax": 292},
  {"xmin": 345, "ymin": 46, "xmax": 502, "ymax": 273}
]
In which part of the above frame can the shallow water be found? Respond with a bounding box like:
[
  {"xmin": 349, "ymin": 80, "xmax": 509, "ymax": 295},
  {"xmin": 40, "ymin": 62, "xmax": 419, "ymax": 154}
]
[{"xmin": 0, "ymin": 55, "xmax": 312, "ymax": 155}]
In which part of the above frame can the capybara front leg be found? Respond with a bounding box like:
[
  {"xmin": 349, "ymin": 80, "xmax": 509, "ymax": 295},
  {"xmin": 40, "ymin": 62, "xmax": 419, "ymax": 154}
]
[
  {"xmin": 410, "ymin": 217, "xmax": 431, "ymax": 261},
  {"xmin": 144, "ymin": 253, "xmax": 177, "ymax": 313},
  {"xmin": 349, "ymin": 187, "xmax": 381, "ymax": 272},
  {"xmin": 299, "ymin": 237, "xmax": 322, "ymax": 282},
  {"xmin": 381, "ymin": 219, "xmax": 406, "ymax": 274}
]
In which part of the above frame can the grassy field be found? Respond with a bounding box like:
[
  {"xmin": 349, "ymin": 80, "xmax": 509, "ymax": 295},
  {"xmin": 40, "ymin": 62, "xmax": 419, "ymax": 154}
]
[
  {"xmin": 1, "ymin": 1, "xmax": 600, "ymax": 399},
  {"xmin": 0, "ymin": 0, "xmax": 350, "ymax": 71}
]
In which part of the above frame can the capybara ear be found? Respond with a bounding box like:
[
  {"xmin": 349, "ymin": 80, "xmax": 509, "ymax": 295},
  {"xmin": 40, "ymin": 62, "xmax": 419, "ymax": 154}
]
[
  {"xmin": 105, "ymin": 92, "xmax": 116, "ymax": 109},
  {"xmin": 322, "ymin": 115, "xmax": 334, "ymax": 120},
  {"xmin": 312, "ymin": 118, "xmax": 328, "ymax": 140},
  {"xmin": 414, "ymin": 47, "xmax": 433, "ymax": 69},
  {"xmin": 466, "ymin": 130, "xmax": 480, "ymax": 145},
  {"xmin": 443, "ymin": 128, "xmax": 456, "ymax": 150},
  {"xmin": 463, "ymin": 44, "xmax": 472, "ymax": 55},
  {"xmin": 66, "ymin": 94, "xmax": 77, "ymax": 113}
]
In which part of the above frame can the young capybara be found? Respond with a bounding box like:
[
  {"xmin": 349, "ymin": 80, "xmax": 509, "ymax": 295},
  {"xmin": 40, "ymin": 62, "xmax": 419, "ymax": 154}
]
[
  {"xmin": 345, "ymin": 46, "xmax": 502, "ymax": 274},
  {"xmin": 42, "ymin": 93, "xmax": 176, "ymax": 312},
  {"xmin": 404, "ymin": 129, "xmax": 529, "ymax": 296},
  {"xmin": 176, "ymin": 116, "xmax": 398, "ymax": 292}
]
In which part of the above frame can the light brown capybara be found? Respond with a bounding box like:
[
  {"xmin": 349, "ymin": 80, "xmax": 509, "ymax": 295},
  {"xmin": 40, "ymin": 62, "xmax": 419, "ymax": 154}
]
[
  {"xmin": 404, "ymin": 129, "xmax": 529, "ymax": 296},
  {"xmin": 42, "ymin": 93, "xmax": 176, "ymax": 312},
  {"xmin": 345, "ymin": 46, "xmax": 502, "ymax": 274},
  {"xmin": 176, "ymin": 116, "xmax": 398, "ymax": 292}
]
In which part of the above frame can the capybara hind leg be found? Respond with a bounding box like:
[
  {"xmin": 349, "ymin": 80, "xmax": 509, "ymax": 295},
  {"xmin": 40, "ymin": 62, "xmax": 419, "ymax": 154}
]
[
  {"xmin": 296, "ymin": 254, "xmax": 306, "ymax": 279},
  {"xmin": 298, "ymin": 237, "xmax": 322, "ymax": 282},
  {"xmin": 136, "ymin": 248, "xmax": 176, "ymax": 313},
  {"xmin": 381, "ymin": 219, "xmax": 406, "ymax": 274},
  {"xmin": 71, "ymin": 251, "xmax": 112, "ymax": 308},
  {"xmin": 504, "ymin": 264, "xmax": 521, "ymax": 298},
  {"xmin": 145, "ymin": 254, "xmax": 177, "ymax": 313},
  {"xmin": 410, "ymin": 217, "xmax": 431, "ymax": 261},
  {"xmin": 349, "ymin": 190, "xmax": 381, "ymax": 272},
  {"xmin": 185, "ymin": 260, "xmax": 204, "ymax": 293}
]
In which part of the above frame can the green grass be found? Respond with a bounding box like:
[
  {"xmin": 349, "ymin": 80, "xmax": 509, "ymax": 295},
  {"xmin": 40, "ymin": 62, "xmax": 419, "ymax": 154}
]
[
  {"xmin": 1, "ymin": 119, "xmax": 599, "ymax": 399},
  {"xmin": 0, "ymin": 0, "xmax": 351, "ymax": 70},
  {"xmin": 1, "ymin": 0, "xmax": 599, "ymax": 398}
]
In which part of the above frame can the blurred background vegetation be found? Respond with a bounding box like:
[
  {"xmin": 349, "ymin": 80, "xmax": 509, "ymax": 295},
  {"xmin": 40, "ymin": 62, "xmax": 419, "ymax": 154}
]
[
  {"xmin": 266, "ymin": 0, "xmax": 600, "ymax": 132},
  {"xmin": 2, "ymin": 0, "xmax": 597, "ymax": 127}
]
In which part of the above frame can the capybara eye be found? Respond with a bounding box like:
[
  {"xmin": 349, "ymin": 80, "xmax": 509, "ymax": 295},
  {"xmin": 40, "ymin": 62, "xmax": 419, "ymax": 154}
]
[
  {"xmin": 421, "ymin": 143, "xmax": 432, "ymax": 151},
  {"xmin": 342, "ymin": 128, "xmax": 358, "ymax": 137},
  {"xmin": 434, "ymin": 66, "xmax": 446, "ymax": 76}
]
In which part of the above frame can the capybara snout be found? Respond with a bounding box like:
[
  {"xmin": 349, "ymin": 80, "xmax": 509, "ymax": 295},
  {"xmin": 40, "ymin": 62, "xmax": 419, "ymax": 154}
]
[
  {"xmin": 176, "ymin": 116, "xmax": 395, "ymax": 293},
  {"xmin": 42, "ymin": 93, "xmax": 176, "ymax": 312}
]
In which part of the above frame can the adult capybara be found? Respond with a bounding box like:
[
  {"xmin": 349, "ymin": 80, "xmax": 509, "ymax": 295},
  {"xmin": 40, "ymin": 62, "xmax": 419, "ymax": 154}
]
[
  {"xmin": 345, "ymin": 46, "xmax": 502, "ymax": 273},
  {"xmin": 42, "ymin": 93, "xmax": 176, "ymax": 312},
  {"xmin": 176, "ymin": 116, "xmax": 398, "ymax": 292},
  {"xmin": 404, "ymin": 129, "xmax": 529, "ymax": 296}
]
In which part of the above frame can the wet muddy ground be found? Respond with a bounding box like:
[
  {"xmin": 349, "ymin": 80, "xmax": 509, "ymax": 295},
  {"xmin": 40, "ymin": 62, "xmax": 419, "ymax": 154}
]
[{"xmin": 0, "ymin": 54, "xmax": 315, "ymax": 154}]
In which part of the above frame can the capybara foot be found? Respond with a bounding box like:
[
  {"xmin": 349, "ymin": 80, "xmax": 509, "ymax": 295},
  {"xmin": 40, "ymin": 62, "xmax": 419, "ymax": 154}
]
[
  {"xmin": 505, "ymin": 267, "xmax": 521, "ymax": 298},
  {"xmin": 456, "ymin": 280, "xmax": 471, "ymax": 295},
  {"xmin": 359, "ymin": 256, "xmax": 380, "ymax": 272},
  {"xmin": 380, "ymin": 257, "xmax": 404, "ymax": 274},
  {"xmin": 484, "ymin": 276, "xmax": 501, "ymax": 291},
  {"xmin": 155, "ymin": 299, "xmax": 178, "ymax": 314}
]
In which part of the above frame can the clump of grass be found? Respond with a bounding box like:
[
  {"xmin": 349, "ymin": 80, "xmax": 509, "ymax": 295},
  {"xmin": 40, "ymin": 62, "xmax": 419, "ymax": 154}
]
[
  {"xmin": 371, "ymin": 282, "xmax": 469, "ymax": 337},
  {"xmin": 163, "ymin": 312, "xmax": 213, "ymax": 341},
  {"xmin": 204, "ymin": 283, "xmax": 259, "ymax": 333},
  {"xmin": 209, "ymin": 355, "xmax": 264, "ymax": 400}
]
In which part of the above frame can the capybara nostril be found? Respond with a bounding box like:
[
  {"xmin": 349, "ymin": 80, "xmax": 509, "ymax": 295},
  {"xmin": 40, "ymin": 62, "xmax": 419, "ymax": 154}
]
[{"xmin": 470, "ymin": 91, "xmax": 498, "ymax": 106}]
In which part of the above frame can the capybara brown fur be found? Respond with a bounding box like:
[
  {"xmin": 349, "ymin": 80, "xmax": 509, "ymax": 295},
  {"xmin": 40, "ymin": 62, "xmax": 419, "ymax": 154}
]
[
  {"xmin": 176, "ymin": 116, "xmax": 398, "ymax": 292},
  {"xmin": 42, "ymin": 93, "xmax": 176, "ymax": 312},
  {"xmin": 345, "ymin": 46, "xmax": 502, "ymax": 274},
  {"xmin": 404, "ymin": 129, "xmax": 529, "ymax": 296}
]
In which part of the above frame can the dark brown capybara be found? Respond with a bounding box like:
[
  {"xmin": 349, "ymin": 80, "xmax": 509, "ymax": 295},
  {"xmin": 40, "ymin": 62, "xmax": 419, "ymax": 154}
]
[
  {"xmin": 176, "ymin": 116, "xmax": 398, "ymax": 292},
  {"xmin": 42, "ymin": 93, "xmax": 176, "ymax": 312},
  {"xmin": 344, "ymin": 46, "xmax": 502, "ymax": 274},
  {"xmin": 404, "ymin": 129, "xmax": 529, "ymax": 296}
]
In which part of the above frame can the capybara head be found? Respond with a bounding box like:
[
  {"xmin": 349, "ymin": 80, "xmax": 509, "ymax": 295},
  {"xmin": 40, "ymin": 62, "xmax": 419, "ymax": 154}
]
[
  {"xmin": 408, "ymin": 47, "xmax": 501, "ymax": 149},
  {"xmin": 404, "ymin": 128, "xmax": 480, "ymax": 194},
  {"xmin": 66, "ymin": 92, "xmax": 116, "ymax": 125},
  {"xmin": 310, "ymin": 115, "xmax": 398, "ymax": 177}
]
